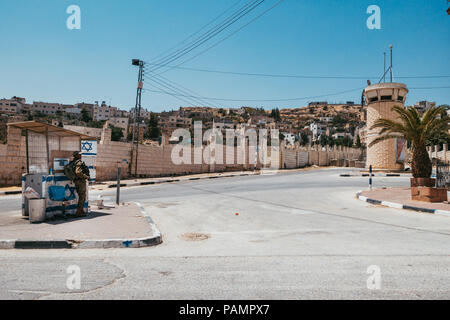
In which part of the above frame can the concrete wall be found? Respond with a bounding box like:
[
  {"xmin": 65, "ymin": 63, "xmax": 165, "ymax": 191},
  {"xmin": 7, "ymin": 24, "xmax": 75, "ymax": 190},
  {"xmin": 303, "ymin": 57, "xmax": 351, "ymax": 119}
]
[
  {"xmin": 281, "ymin": 145, "xmax": 362, "ymax": 169},
  {"xmin": 0, "ymin": 125, "xmax": 364, "ymax": 186},
  {"xmin": 96, "ymin": 140, "xmax": 132, "ymax": 181},
  {"xmin": 0, "ymin": 126, "xmax": 26, "ymax": 186}
]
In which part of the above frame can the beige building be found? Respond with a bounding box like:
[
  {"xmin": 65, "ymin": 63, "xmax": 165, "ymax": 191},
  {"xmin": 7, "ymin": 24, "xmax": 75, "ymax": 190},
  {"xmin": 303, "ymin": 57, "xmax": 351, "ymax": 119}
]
[
  {"xmin": 0, "ymin": 97, "xmax": 25, "ymax": 114},
  {"xmin": 364, "ymin": 82, "xmax": 408, "ymax": 170},
  {"xmin": 32, "ymin": 101, "xmax": 64, "ymax": 115},
  {"xmin": 159, "ymin": 115, "xmax": 192, "ymax": 130},
  {"xmin": 93, "ymin": 103, "xmax": 118, "ymax": 121},
  {"xmin": 413, "ymin": 100, "xmax": 435, "ymax": 115},
  {"xmin": 74, "ymin": 103, "xmax": 94, "ymax": 117},
  {"xmin": 130, "ymin": 108, "xmax": 150, "ymax": 120},
  {"xmin": 107, "ymin": 117, "xmax": 129, "ymax": 131}
]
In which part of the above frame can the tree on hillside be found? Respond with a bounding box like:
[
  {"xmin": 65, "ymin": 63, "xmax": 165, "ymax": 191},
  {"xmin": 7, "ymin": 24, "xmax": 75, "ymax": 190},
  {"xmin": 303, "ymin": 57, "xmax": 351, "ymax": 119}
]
[
  {"xmin": 81, "ymin": 108, "xmax": 92, "ymax": 123},
  {"xmin": 145, "ymin": 112, "xmax": 161, "ymax": 139},
  {"xmin": 369, "ymin": 106, "xmax": 449, "ymax": 178},
  {"xmin": 356, "ymin": 135, "xmax": 362, "ymax": 148},
  {"xmin": 300, "ymin": 131, "xmax": 309, "ymax": 146},
  {"xmin": 270, "ymin": 108, "xmax": 281, "ymax": 122},
  {"xmin": 109, "ymin": 124, "xmax": 124, "ymax": 142},
  {"xmin": 343, "ymin": 136, "xmax": 353, "ymax": 147}
]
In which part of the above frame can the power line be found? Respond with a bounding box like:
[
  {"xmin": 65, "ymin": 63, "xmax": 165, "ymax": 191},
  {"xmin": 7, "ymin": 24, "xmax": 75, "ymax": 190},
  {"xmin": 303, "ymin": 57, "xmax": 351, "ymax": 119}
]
[
  {"xmin": 146, "ymin": 78, "xmax": 217, "ymax": 107},
  {"xmin": 408, "ymin": 86, "xmax": 450, "ymax": 89},
  {"xmin": 145, "ymin": 81, "xmax": 205, "ymax": 107},
  {"xmin": 157, "ymin": 0, "xmax": 285, "ymax": 76},
  {"xmin": 148, "ymin": 0, "xmax": 265, "ymax": 73},
  {"xmin": 145, "ymin": 63, "xmax": 450, "ymax": 80},
  {"xmin": 149, "ymin": 0, "xmax": 262, "ymax": 70},
  {"xmin": 142, "ymin": 86, "xmax": 365, "ymax": 103},
  {"xmin": 149, "ymin": 0, "xmax": 245, "ymax": 62},
  {"xmin": 144, "ymin": 73, "xmax": 221, "ymax": 107},
  {"xmin": 144, "ymin": 72, "xmax": 221, "ymax": 107}
]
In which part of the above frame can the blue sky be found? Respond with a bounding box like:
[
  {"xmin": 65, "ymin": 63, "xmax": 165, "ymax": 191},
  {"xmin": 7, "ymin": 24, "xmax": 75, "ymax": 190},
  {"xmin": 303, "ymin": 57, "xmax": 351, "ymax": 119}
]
[{"xmin": 0, "ymin": 0, "xmax": 449, "ymax": 112}]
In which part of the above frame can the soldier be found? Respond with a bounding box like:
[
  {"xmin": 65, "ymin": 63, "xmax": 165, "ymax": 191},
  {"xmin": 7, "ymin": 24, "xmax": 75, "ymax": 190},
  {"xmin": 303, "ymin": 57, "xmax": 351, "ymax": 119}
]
[{"xmin": 68, "ymin": 151, "xmax": 90, "ymax": 217}]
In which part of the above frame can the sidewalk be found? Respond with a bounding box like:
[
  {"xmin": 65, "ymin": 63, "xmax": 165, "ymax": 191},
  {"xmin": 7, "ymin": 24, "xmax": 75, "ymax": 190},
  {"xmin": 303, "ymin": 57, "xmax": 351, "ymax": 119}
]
[
  {"xmin": 357, "ymin": 187, "xmax": 450, "ymax": 216},
  {"xmin": 0, "ymin": 202, "xmax": 161, "ymax": 249}
]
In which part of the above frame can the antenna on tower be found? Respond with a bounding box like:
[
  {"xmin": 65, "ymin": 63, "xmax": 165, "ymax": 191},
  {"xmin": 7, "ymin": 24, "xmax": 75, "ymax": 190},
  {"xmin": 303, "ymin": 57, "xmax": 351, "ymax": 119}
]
[
  {"xmin": 389, "ymin": 45, "xmax": 393, "ymax": 82},
  {"xmin": 383, "ymin": 52, "xmax": 386, "ymax": 83}
]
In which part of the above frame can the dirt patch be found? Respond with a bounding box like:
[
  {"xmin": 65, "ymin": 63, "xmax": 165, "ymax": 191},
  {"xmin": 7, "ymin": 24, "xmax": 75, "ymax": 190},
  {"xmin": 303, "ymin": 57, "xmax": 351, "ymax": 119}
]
[{"xmin": 180, "ymin": 233, "xmax": 210, "ymax": 241}]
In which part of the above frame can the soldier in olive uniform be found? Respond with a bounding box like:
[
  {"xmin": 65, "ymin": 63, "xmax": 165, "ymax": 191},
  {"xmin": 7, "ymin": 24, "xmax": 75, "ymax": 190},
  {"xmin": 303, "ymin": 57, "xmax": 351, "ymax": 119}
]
[{"xmin": 70, "ymin": 151, "xmax": 90, "ymax": 217}]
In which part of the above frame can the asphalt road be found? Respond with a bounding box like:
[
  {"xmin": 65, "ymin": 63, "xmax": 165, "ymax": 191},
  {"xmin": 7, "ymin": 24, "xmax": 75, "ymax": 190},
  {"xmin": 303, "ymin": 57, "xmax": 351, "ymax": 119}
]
[{"xmin": 0, "ymin": 168, "xmax": 449, "ymax": 299}]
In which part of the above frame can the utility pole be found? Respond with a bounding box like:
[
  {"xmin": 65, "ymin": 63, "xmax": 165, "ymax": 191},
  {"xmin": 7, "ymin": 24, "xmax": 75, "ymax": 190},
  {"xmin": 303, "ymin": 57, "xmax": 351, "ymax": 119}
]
[{"xmin": 130, "ymin": 59, "xmax": 144, "ymax": 176}]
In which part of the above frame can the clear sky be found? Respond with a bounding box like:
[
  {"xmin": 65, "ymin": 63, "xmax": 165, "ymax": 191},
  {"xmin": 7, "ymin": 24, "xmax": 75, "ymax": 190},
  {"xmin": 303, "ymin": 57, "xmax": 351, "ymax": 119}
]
[{"xmin": 0, "ymin": 0, "xmax": 449, "ymax": 112}]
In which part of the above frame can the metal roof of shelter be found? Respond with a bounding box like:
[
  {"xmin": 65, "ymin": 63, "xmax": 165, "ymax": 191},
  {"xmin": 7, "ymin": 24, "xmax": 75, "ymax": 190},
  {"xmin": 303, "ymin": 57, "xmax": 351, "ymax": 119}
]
[{"xmin": 7, "ymin": 121, "xmax": 96, "ymax": 140}]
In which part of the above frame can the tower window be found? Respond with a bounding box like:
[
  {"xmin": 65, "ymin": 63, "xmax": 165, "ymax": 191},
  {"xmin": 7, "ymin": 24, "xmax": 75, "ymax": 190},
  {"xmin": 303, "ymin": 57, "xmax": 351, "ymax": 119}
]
[
  {"xmin": 397, "ymin": 96, "xmax": 404, "ymax": 102},
  {"xmin": 369, "ymin": 97, "xmax": 378, "ymax": 103},
  {"xmin": 380, "ymin": 95, "xmax": 392, "ymax": 101}
]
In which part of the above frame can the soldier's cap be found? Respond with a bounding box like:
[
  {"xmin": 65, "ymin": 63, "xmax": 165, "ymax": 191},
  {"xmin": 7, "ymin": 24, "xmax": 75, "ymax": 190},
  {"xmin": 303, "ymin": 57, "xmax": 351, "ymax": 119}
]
[{"xmin": 73, "ymin": 151, "xmax": 81, "ymax": 157}]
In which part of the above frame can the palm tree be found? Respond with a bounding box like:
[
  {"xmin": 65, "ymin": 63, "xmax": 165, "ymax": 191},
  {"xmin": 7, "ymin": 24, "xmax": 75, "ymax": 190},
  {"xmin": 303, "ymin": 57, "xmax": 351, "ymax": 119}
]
[{"xmin": 369, "ymin": 106, "xmax": 449, "ymax": 178}]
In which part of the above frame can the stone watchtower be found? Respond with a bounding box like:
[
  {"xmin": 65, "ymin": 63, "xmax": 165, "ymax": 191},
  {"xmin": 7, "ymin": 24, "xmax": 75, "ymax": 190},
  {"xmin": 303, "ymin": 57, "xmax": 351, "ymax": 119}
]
[{"xmin": 364, "ymin": 82, "xmax": 409, "ymax": 170}]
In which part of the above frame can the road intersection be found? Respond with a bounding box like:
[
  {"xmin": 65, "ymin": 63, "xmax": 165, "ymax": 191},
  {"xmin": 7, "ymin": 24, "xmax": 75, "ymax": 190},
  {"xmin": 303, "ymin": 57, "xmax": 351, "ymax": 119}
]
[{"xmin": 0, "ymin": 168, "xmax": 449, "ymax": 299}]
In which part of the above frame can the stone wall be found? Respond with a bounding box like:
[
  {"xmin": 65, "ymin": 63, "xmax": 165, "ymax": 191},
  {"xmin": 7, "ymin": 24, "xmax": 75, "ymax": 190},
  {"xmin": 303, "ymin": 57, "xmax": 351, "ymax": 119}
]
[
  {"xmin": 96, "ymin": 140, "xmax": 132, "ymax": 181},
  {"xmin": 281, "ymin": 145, "xmax": 363, "ymax": 169},
  {"xmin": 0, "ymin": 125, "xmax": 365, "ymax": 186},
  {"xmin": 0, "ymin": 126, "xmax": 26, "ymax": 186}
]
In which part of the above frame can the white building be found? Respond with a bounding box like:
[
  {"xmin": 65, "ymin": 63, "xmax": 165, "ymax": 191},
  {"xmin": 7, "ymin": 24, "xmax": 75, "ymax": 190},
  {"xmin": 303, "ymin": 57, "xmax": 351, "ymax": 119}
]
[
  {"xmin": 309, "ymin": 122, "xmax": 327, "ymax": 140},
  {"xmin": 332, "ymin": 132, "xmax": 353, "ymax": 140},
  {"xmin": 282, "ymin": 133, "xmax": 296, "ymax": 146},
  {"xmin": 64, "ymin": 107, "xmax": 81, "ymax": 115}
]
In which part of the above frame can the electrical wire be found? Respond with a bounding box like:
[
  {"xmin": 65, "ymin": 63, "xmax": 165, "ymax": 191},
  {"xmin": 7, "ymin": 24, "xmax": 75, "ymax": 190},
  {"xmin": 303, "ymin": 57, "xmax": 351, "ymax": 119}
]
[
  {"xmin": 148, "ymin": 0, "xmax": 261, "ymax": 69},
  {"xmin": 142, "ymin": 86, "xmax": 365, "ymax": 103},
  {"xmin": 149, "ymin": 0, "xmax": 245, "ymax": 62},
  {"xmin": 144, "ymin": 73, "xmax": 221, "ymax": 107},
  {"xmin": 144, "ymin": 63, "xmax": 450, "ymax": 80},
  {"xmin": 148, "ymin": 0, "xmax": 265, "ymax": 73},
  {"xmin": 408, "ymin": 86, "xmax": 450, "ymax": 89},
  {"xmin": 144, "ymin": 72, "xmax": 221, "ymax": 107},
  {"xmin": 145, "ymin": 82, "xmax": 201, "ymax": 107},
  {"xmin": 156, "ymin": 0, "xmax": 285, "ymax": 76}
]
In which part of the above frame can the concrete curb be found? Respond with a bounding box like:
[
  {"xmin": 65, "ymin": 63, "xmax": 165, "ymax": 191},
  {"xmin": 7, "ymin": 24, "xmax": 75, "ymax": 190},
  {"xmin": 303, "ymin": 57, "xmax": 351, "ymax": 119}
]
[
  {"xmin": 341, "ymin": 173, "xmax": 406, "ymax": 177},
  {"xmin": 0, "ymin": 202, "xmax": 162, "ymax": 249},
  {"xmin": 0, "ymin": 173, "xmax": 255, "ymax": 195},
  {"xmin": 106, "ymin": 172, "xmax": 255, "ymax": 189},
  {"xmin": 356, "ymin": 191, "xmax": 450, "ymax": 216},
  {"xmin": 0, "ymin": 190, "xmax": 22, "ymax": 196}
]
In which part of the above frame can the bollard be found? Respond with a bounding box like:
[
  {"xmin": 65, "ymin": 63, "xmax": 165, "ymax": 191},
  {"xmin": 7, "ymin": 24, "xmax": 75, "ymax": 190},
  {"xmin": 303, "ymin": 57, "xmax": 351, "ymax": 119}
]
[
  {"xmin": 116, "ymin": 166, "xmax": 121, "ymax": 205},
  {"xmin": 369, "ymin": 165, "xmax": 373, "ymax": 190}
]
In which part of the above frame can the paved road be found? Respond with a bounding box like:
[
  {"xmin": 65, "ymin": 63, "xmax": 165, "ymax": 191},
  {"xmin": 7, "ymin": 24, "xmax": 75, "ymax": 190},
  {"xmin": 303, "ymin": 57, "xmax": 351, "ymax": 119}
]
[{"xmin": 0, "ymin": 168, "xmax": 449, "ymax": 299}]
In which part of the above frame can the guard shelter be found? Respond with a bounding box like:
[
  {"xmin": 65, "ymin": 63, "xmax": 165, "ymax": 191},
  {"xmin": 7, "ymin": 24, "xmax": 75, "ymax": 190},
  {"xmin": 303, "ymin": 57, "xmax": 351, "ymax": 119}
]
[{"xmin": 7, "ymin": 121, "xmax": 96, "ymax": 220}]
